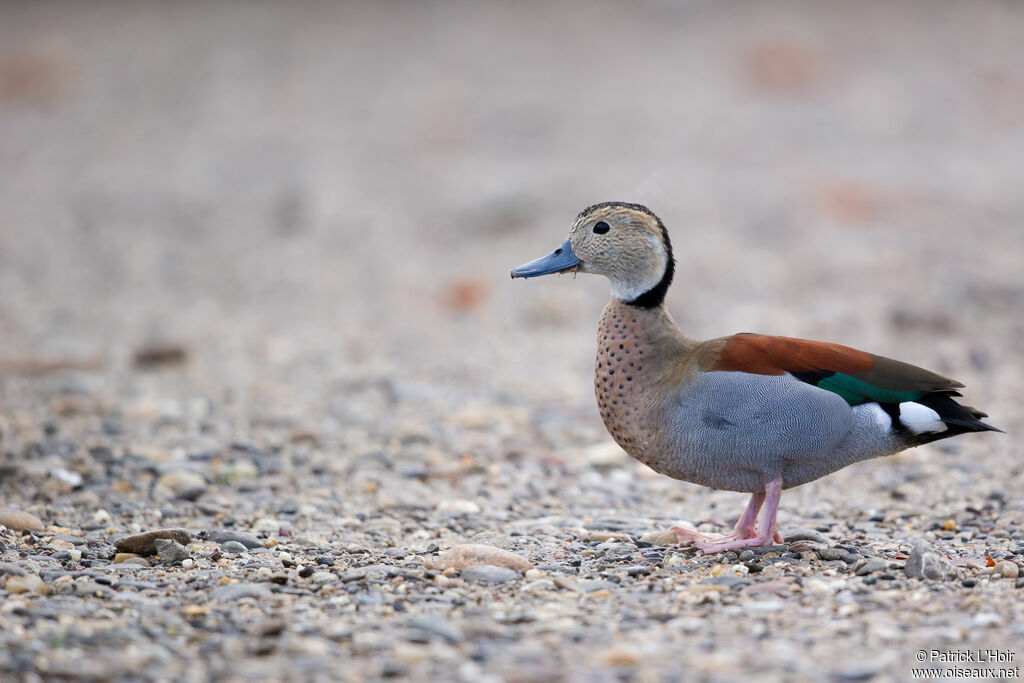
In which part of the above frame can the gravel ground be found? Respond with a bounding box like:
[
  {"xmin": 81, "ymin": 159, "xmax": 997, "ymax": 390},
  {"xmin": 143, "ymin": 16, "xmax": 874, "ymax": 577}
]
[{"xmin": 2, "ymin": 2, "xmax": 1023, "ymax": 681}]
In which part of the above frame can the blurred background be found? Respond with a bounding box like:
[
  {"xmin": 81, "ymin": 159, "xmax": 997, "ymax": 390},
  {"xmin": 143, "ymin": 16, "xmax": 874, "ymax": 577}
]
[{"xmin": 2, "ymin": 1, "xmax": 1022, "ymax": 409}]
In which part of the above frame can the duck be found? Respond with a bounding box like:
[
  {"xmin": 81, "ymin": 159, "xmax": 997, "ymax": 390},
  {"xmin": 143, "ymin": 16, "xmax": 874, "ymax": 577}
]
[{"xmin": 511, "ymin": 201, "xmax": 1000, "ymax": 554}]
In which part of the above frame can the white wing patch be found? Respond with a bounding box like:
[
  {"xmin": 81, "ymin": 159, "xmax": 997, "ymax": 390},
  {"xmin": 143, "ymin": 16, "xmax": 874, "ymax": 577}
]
[
  {"xmin": 898, "ymin": 402, "xmax": 948, "ymax": 433},
  {"xmin": 856, "ymin": 402, "xmax": 892, "ymax": 430}
]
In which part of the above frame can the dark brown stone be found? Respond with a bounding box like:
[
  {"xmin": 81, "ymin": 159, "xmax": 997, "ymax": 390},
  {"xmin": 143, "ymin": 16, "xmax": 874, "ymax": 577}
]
[{"xmin": 113, "ymin": 528, "xmax": 192, "ymax": 556}]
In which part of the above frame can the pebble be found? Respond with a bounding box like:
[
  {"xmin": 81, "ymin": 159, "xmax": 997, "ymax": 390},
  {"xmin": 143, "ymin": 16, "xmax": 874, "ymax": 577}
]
[
  {"xmin": 995, "ymin": 561, "xmax": 1019, "ymax": 579},
  {"xmin": 905, "ymin": 540, "xmax": 957, "ymax": 581},
  {"xmin": 436, "ymin": 499, "xmax": 481, "ymax": 515},
  {"xmin": 553, "ymin": 576, "xmax": 578, "ymax": 591},
  {"xmin": 208, "ymin": 530, "xmax": 262, "ymax": 549},
  {"xmin": 584, "ymin": 530, "xmax": 632, "ymax": 543},
  {"xmin": 311, "ymin": 571, "xmax": 338, "ymax": 584},
  {"xmin": 113, "ymin": 528, "xmax": 192, "ymax": 556},
  {"xmin": 155, "ymin": 538, "xmax": 191, "ymax": 563},
  {"xmin": 52, "ymin": 575, "xmax": 74, "ymax": 594},
  {"xmin": 785, "ymin": 529, "xmax": 830, "ymax": 544},
  {"xmin": 50, "ymin": 467, "xmax": 83, "ymax": 488},
  {"xmin": 804, "ymin": 579, "xmax": 834, "ymax": 594},
  {"xmin": 252, "ymin": 517, "xmax": 285, "ymax": 533},
  {"xmin": 54, "ymin": 548, "xmax": 82, "ymax": 562},
  {"xmin": 639, "ymin": 530, "xmax": 678, "ymax": 546},
  {"xmin": 216, "ymin": 459, "xmax": 259, "ymax": 484},
  {"xmin": 210, "ymin": 583, "xmax": 270, "ymax": 601},
  {"xmin": 433, "ymin": 544, "xmax": 532, "ymax": 572},
  {"xmin": 579, "ymin": 579, "xmax": 616, "ymax": 593},
  {"xmin": 407, "ymin": 615, "xmax": 463, "ymax": 643},
  {"xmin": 855, "ymin": 558, "xmax": 888, "ymax": 576},
  {"xmin": 0, "ymin": 508, "xmax": 45, "ymax": 532},
  {"xmin": 750, "ymin": 544, "xmax": 789, "ymax": 556},
  {"xmin": 702, "ymin": 575, "xmax": 749, "ymax": 590},
  {"xmin": 460, "ymin": 565, "xmax": 520, "ymax": 584},
  {"xmin": 817, "ymin": 548, "xmax": 847, "ymax": 562},
  {"xmin": 972, "ymin": 613, "xmax": 1001, "ymax": 627},
  {"xmin": 221, "ymin": 541, "xmax": 248, "ymax": 554},
  {"xmin": 157, "ymin": 469, "xmax": 207, "ymax": 500},
  {"xmin": 4, "ymin": 573, "xmax": 50, "ymax": 595},
  {"xmin": 113, "ymin": 553, "xmax": 150, "ymax": 567},
  {"xmin": 0, "ymin": 562, "xmax": 28, "ymax": 577}
]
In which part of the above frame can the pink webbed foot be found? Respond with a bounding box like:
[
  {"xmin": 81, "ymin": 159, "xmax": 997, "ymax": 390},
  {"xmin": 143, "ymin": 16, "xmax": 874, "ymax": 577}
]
[
  {"xmin": 691, "ymin": 477, "xmax": 785, "ymax": 556},
  {"xmin": 670, "ymin": 524, "xmax": 759, "ymax": 547}
]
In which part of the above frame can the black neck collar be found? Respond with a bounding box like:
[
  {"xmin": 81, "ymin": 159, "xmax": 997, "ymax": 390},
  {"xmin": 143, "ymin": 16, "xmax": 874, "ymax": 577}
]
[{"xmin": 624, "ymin": 220, "xmax": 675, "ymax": 309}]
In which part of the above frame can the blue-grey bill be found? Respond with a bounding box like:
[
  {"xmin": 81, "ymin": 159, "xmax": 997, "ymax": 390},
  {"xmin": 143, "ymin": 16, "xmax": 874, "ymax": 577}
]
[{"xmin": 510, "ymin": 239, "xmax": 581, "ymax": 278}]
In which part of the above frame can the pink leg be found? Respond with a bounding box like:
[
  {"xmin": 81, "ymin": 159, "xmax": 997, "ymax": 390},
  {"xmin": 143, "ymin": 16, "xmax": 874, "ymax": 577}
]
[
  {"xmin": 695, "ymin": 477, "xmax": 784, "ymax": 555},
  {"xmin": 671, "ymin": 491, "xmax": 766, "ymax": 544},
  {"xmin": 732, "ymin": 491, "xmax": 765, "ymax": 538}
]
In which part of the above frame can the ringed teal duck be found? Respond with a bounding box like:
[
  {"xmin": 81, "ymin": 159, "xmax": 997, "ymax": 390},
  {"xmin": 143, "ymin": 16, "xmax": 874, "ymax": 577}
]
[{"xmin": 511, "ymin": 201, "xmax": 1000, "ymax": 554}]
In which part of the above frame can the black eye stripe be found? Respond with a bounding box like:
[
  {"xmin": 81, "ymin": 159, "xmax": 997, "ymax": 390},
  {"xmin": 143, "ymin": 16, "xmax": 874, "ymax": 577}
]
[{"xmin": 592, "ymin": 221, "xmax": 610, "ymax": 235}]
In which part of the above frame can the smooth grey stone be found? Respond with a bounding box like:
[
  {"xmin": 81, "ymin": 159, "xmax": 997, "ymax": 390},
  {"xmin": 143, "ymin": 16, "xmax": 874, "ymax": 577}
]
[
  {"xmin": 578, "ymin": 580, "xmax": 616, "ymax": 593},
  {"xmin": 702, "ymin": 575, "xmax": 750, "ymax": 590},
  {"xmin": 460, "ymin": 565, "xmax": 519, "ymax": 584},
  {"xmin": 207, "ymin": 530, "xmax": 262, "ymax": 549},
  {"xmin": 155, "ymin": 538, "xmax": 190, "ymax": 563},
  {"xmin": 221, "ymin": 541, "xmax": 248, "ymax": 554},
  {"xmin": 0, "ymin": 562, "xmax": 28, "ymax": 577},
  {"xmin": 340, "ymin": 569, "xmax": 367, "ymax": 583},
  {"xmin": 905, "ymin": 540, "xmax": 957, "ymax": 581},
  {"xmin": 855, "ymin": 557, "xmax": 888, "ymax": 576},
  {"xmin": 356, "ymin": 590, "xmax": 384, "ymax": 606},
  {"xmin": 785, "ymin": 529, "xmax": 830, "ymax": 544},
  {"xmin": 817, "ymin": 548, "xmax": 847, "ymax": 561},
  {"xmin": 407, "ymin": 615, "xmax": 463, "ymax": 643},
  {"xmin": 210, "ymin": 583, "xmax": 270, "ymax": 601}
]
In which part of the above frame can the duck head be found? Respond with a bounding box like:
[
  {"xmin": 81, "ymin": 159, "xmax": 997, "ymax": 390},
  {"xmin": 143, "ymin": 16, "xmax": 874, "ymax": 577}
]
[{"xmin": 511, "ymin": 201, "xmax": 675, "ymax": 308}]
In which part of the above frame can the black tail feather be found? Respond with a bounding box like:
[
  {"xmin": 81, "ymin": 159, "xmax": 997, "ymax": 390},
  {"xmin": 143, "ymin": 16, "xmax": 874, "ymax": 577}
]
[{"xmin": 916, "ymin": 393, "xmax": 1003, "ymax": 434}]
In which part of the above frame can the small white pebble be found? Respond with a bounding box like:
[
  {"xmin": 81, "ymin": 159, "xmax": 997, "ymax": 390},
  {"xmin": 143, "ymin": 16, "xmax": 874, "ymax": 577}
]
[
  {"xmin": 181, "ymin": 558, "xmax": 194, "ymax": 570},
  {"xmin": 524, "ymin": 568, "xmax": 544, "ymax": 580},
  {"xmin": 973, "ymin": 613, "xmax": 1003, "ymax": 628}
]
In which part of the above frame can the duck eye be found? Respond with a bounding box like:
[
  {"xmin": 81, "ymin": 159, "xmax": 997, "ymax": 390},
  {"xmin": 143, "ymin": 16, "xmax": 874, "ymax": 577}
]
[{"xmin": 592, "ymin": 221, "xmax": 610, "ymax": 235}]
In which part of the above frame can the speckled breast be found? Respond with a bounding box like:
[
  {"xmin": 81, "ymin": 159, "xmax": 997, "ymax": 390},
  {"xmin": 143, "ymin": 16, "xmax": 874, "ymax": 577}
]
[{"xmin": 594, "ymin": 302, "xmax": 656, "ymax": 467}]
